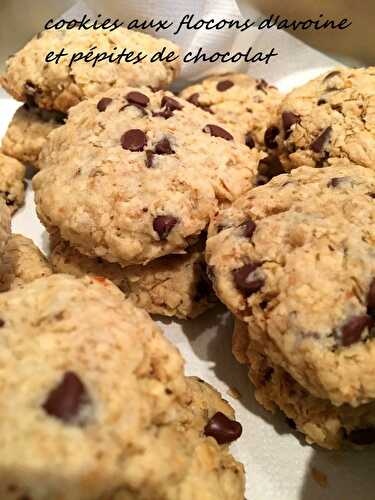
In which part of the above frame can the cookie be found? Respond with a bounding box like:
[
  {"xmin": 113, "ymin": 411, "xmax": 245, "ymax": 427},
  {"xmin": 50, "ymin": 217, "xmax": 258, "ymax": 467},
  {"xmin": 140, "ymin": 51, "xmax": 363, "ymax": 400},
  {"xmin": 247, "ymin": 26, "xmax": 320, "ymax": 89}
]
[
  {"xmin": 0, "ymin": 234, "xmax": 52, "ymax": 291},
  {"xmin": 50, "ymin": 235, "xmax": 216, "ymax": 319},
  {"xmin": 0, "ymin": 151, "xmax": 25, "ymax": 213},
  {"xmin": 1, "ymin": 28, "xmax": 180, "ymax": 112},
  {"xmin": 33, "ymin": 86, "xmax": 261, "ymax": 266},
  {"xmin": 0, "ymin": 274, "xmax": 244, "ymax": 500},
  {"xmin": 206, "ymin": 164, "xmax": 375, "ymax": 406},
  {"xmin": 180, "ymin": 73, "xmax": 283, "ymax": 151},
  {"xmin": 234, "ymin": 320, "xmax": 375, "ymax": 449},
  {"xmin": 279, "ymin": 67, "xmax": 375, "ymax": 170},
  {"xmin": 0, "ymin": 197, "xmax": 11, "ymax": 259},
  {"xmin": 2, "ymin": 104, "xmax": 65, "ymax": 167}
]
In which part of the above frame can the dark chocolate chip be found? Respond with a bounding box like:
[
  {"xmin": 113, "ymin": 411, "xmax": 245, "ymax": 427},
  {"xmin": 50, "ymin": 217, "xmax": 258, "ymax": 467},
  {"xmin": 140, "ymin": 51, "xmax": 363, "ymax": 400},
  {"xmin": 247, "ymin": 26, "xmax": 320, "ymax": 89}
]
[
  {"xmin": 282, "ymin": 111, "xmax": 300, "ymax": 138},
  {"xmin": 154, "ymin": 137, "xmax": 174, "ymax": 155},
  {"xmin": 216, "ymin": 80, "xmax": 234, "ymax": 92},
  {"xmin": 346, "ymin": 427, "xmax": 375, "ymax": 445},
  {"xmin": 0, "ymin": 319, "xmax": 4, "ymax": 327},
  {"xmin": 121, "ymin": 129, "xmax": 147, "ymax": 152},
  {"xmin": 310, "ymin": 126, "xmax": 332, "ymax": 153},
  {"xmin": 264, "ymin": 126, "xmax": 280, "ymax": 149},
  {"xmin": 43, "ymin": 371, "xmax": 88, "ymax": 423},
  {"xmin": 258, "ymin": 155, "xmax": 284, "ymax": 181},
  {"xmin": 145, "ymin": 150, "xmax": 154, "ymax": 168},
  {"xmin": 153, "ymin": 215, "xmax": 178, "ymax": 240},
  {"xmin": 367, "ymin": 278, "xmax": 375, "ymax": 316},
  {"xmin": 331, "ymin": 103, "xmax": 343, "ymax": 112},
  {"xmin": 187, "ymin": 93, "xmax": 200, "ymax": 106},
  {"xmin": 368, "ymin": 193, "xmax": 375, "ymax": 199},
  {"xmin": 233, "ymin": 262, "xmax": 264, "ymax": 296},
  {"xmin": 255, "ymin": 174, "xmax": 269, "ymax": 186},
  {"xmin": 203, "ymin": 124, "xmax": 233, "ymax": 141},
  {"xmin": 327, "ymin": 177, "xmax": 343, "ymax": 188},
  {"xmin": 186, "ymin": 93, "xmax": 212, "ymax": 113},
  {"xmin": 341, "ymin": 315, "xmax": 374, "ymax": 346},
  {"xmin": 126, "ymin": 91, "xmax": 149, "ymax": 108},
  {"xmin": 96, "ymin": 97, "xmax": 112, "ymax": 112},
  {"xmin": 242, "ymin": 219, "xmax": 256, "ymax": 238},
  {"xmin": 317, "ymin": 98, "xmax": 326, "ymax": 106},
  {"xmin": 245, "ymin": 132, "xmax": 255, "ymax": 149},
  {"xmin": 256, "ymin": 79, "xmax": 269, "ymax": 93},
  {"xmin": 161, "ymin": 96, "xmax": 183, "ymax": 111},
  {"xmin": 204, "ymin": 411, "xmax": 242, "ymax": 444}
]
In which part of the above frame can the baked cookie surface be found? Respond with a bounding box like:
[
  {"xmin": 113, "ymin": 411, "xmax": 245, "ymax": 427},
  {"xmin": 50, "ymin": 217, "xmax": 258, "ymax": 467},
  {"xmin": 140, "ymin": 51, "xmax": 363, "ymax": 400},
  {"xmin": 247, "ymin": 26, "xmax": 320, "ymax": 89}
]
[
  {"xmin": 206, "ymin": 164, "xmax": 375, "ymax": 406},
  {"xmin": 279, "ymin": 67, "xmax": 375, "ymax": 170},
  {"xmin": 0, "ymin": 274, "xmax": 244, "ymax": 500},
  {"xmin": 33, "ymin": 87, "xmax": 261, "ymax": 266},
  {"xmin": 0, "ymin": 234, "xmax": 52, "ymax": 291},
  {"xmin": 0, "ymin": 151, "xmax": 25, "ymax": 213},
  {"xmin": 2, "ymin": 104, "xmax": 65, "ymax": 167},
  {"xmin": 50, "ymin": 236, "xmax": 216, "ymax": 319},
  {"xmin": 1, "ymin": 28, "xmax": 180, "ymax": 112},
  {"xmin": 234, "ymin": 320, "xmax": 375, "ymax": 450},
  {"xmin": 180, "ymin": 73, "xmax": 283, "ymax": 151}
]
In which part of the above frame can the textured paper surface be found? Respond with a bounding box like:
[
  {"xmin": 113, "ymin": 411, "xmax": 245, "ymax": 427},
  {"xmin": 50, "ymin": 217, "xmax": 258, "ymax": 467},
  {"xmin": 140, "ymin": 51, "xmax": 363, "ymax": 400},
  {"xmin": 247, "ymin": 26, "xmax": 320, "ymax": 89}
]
[{"xmin": 2, "ymin": 1, "xmax": 375, "ymax": 498}]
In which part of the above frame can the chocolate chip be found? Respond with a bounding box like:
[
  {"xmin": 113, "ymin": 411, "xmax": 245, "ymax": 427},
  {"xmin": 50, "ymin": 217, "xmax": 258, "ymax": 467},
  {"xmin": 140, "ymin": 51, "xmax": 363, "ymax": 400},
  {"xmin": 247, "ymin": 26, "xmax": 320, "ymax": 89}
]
[
  {"xmin": 317, "ymin": 98, "xmax": 326, "ymax": 106},
  {"xmin": 121, "ymin": 129, "xmax": 147, "ymax": 152},
  {"xmin": 242, "ymin": 219, "xmax": 256, "ymax": 238},
  {"xmin": 264, "ymin": 126, "xmax": 280, "ymax": 149},
  {"xmin": 204, "ymin": 412, "xmax": 242, "ymax": 444},
  {"xmin": 258, "ymin": 155, "xmax": 284, "ymax": 181},
  {"xmin": 340, "ymin": 315, "xmax": 374, "ymax": 346},
  {"xmin": 216, "ymin": 80, "xmax": 234, "ymax": 92},
  {"xmin": 367, "ymin": 278, "xmax": 375, "ymax": 316},
  {"xmin": 203, "ymin": 124, "xmax": 233, "ymax": 141},
  {"xmin": 368, "ymin": 193, "xmax": 375, "ymax": 199},
  {"xmin": 245, "ymin": 132, "xmax": 255, "ymax": 149},
  {"xmin": 154, "ymin": 137, "xmax": 174, "ymax": 155},
  {"xmin": 282, "ymin": 111, "xmax": 300, "ymax": 138},
  {"xmin": 323, "ymin": 70, "xmax": 341, "ymax": 83},
  {"xmin": 0, "ymin": 319, "xmax": 4, "ymax": 327},
  {"xmin": 255, "ymin": 175, "xmax": 269, "ymax": 186},
  {"xmin": 96, "ymin": 97, "xmax": 112, "ymax": 112},
  {"xmin": 256, "ymin": 79, "xmax": 269, "ymax": 93},
  {"xmin": 145, "ymin": 150, "xmax": 154, "ymax": 168},
  {"xmin": 43, "ymin": 371, "xmax": 88, "ymax": 423},
  {"xmin": 186, "ymin": 93, "xmax": 212, "ymax": 114},
  {"xmin": 187, "ymin": 93, "xmax": 200, "ymax": 106},
  {"xmin": 153, "ymin": 215, "xmax": 178, "ymax": 240},
  {"xmin": 331, "ymin": 103, "xmax": 343, "ymax": 113},
  {"xmin": 346, "ymin": 428, "xmax": 375, "ymax": 445},
  {"xmin": 161, "ymin": 96, "xmax": 183, "ymax": 111},
  {"xmin": 327, "ymin": 177, "xmax": 342, "ymax": 188},
  {"xmin": 126, "ymin": 91, "xmax": 149, "ymax": 108},
  {"xmin": 233, "ymin": 262, "xmax": 264, "ymax": 296},
  {"xmin": 310, "ymin": 126, "xmax": 332, "ymax": 153}
]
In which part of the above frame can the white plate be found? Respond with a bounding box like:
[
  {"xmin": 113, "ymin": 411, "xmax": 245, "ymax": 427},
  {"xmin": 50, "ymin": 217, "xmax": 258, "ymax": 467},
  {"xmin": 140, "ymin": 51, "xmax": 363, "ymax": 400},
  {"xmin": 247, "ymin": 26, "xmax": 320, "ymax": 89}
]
[{"xmin": 2, "ymin": 73, "xmax": 375, "ymax": 499}]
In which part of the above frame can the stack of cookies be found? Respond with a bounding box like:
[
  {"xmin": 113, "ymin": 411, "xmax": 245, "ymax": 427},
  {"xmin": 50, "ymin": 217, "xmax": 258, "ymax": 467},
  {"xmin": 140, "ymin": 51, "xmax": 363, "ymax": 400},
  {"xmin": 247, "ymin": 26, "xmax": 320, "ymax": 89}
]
[{"xmin": 206, "ymin": 67, "xmax": 375, "ymax": 449}]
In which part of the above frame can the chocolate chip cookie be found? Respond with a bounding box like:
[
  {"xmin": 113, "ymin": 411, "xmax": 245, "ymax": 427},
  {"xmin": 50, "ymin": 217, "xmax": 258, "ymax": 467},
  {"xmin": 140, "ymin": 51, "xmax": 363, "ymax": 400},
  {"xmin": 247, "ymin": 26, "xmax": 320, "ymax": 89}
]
[
  {"xmin": 0, "ymin": 151, "xmax": 25, "ymax": 213},
  {"xmin": 234, "ymin": 320, "xmax": 375, "ymax": 449},
  {"xmin": 0, "ymin": 234, "xmax": 52, "ymax": 291},
  {"xmin": 206, "ymin": 164, "xmax": 375, "ymax": 406},
  {"xmin": 180, "ymin": 73, "xmax": 283, "ymax": 151},
  {"xmin": 33, "ymin": 87, "xmax": 261, "ymax": 266},
  {"xmin": 1, "ymin": 28, "xmax": 180, "ymax": 112},
  {"xmin": 2, "ymin": 104, "xmax": 65, "ymax": 167},
  {"xmin": 0, "ymin": 274, "xmax": 244, "ymax": 500},
  {"xmin": 50, "ymin": 235, "xmax": 216, "ymax": 319},
  {"xmin": 279, "ymin": 67, "xmax": 375, "ymax": 170}
]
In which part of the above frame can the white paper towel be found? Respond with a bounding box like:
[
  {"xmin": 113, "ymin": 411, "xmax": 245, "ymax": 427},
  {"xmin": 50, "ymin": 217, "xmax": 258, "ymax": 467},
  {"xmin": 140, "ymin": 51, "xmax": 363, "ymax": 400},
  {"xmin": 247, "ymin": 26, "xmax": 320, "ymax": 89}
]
[{"xmin": 9, "ymin": 2, "xmax": 375, "ymax": 499}]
